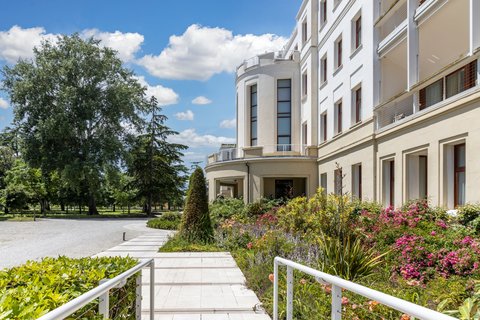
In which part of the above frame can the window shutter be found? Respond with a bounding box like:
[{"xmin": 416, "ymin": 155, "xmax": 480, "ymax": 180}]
[
  {"xmin": 419, "ymin": 87, "xmax": 426, "ymax": 110},
  {"xmin": 465, "ymin": 60, "xmax": 477, "ymax": 90}
]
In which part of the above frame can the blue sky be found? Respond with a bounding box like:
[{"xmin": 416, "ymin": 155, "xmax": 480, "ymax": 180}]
[{"xmin": 0, "ymin": 0, "xmax": 301, "ymax": 166}]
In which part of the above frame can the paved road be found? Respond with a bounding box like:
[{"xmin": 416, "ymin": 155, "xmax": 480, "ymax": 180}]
[{"xmin": 0, "ymin": 218, "xmax": 170, "ymax": 269}]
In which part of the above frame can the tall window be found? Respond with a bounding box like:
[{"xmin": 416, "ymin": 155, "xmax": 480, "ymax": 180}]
[
  {"xmin": 335, "ymin": 101, "xmax": 343, "ymax": 134},
  {"xmin": 302, "ymin": 122, "xmax": 308, "ymax": 148},
  {"xmin": 454, "ymin": 143, "xmax": 466, "ymax": 207},
  {"xmin": 334, "ymin": 168, "xmax": 343, "ymax": 195},
  {"xmin": 321, "ymin": 112, "xmax": 328, "ymax": 142},
  {"xmin": 302, "ymin": 72, "xmax": 308, "ymax": 96},
  {"xmin": 446, "ymin": 61, "xmax": 477, "ymax": 98},
  {"xmin": 250, "ymin": 85, "xmax": 257, "ymax": 146},
  {"xmin": 354, "ymin": 15, "xmax": 362, "ymax": 49},
  {"xmin": 320, "ymin": 0, "xmax": 327, "ymax": 25},
  {"xmin": 383, "ymin": 160, "xmax": 395, "ymax": 207},
  {"xmin": 302, "ymin": 19, "xmax": 308, "ymax": 44},
  {"xmin": 335, "ymin": 37, "xmax": 343, "ymax": 68},
  {"xmin": 277, "ymin": 79, "xmax": 291, "ymax": 151},
  {"xmin": 321, "ymin": 56, "xmax": 327, "ymax": 83},
  {"xmin": 354, "ymin": 86, "xmax": 362, "ymax": 123},
  {"xmin": 352, "ymin": 164, "xmax": 362, "ymax": 200},
  {"xmin": 320, "ymin": 173, "xmax": 327, "ymax": 194}
]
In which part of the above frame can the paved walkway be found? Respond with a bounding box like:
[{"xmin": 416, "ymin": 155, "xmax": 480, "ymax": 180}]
[
  {"xmin": 95, "ymin": 234, "xmax": 270, "ymax": 320},
  {"xmin": 0, "ymin": 218, "xmax": 170, "ymax": 269}
]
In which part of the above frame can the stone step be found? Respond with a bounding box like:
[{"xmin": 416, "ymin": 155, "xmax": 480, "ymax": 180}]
[
  {"xmin": 141, "ymin": 312, "xmax": 271, "ymax": 320},
  {"xmin": 141, "ymin": 268, "xmax": 245, "ymax": 285}
]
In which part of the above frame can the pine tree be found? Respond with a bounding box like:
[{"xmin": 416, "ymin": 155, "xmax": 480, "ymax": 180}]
[{"xmin": 180, "ymin": 167, "xmax": 213, "ymax": 243}]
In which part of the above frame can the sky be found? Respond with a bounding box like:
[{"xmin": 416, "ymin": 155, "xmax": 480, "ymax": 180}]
[{"xmin": 0, "ymin": 0, "xmax": 302, "ymax": 166}]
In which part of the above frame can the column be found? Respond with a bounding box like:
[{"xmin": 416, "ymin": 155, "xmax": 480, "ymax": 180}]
[
  {"xmin": 470, "ymin": 0, "xmax": 480, "ymax": 56},
  {"xmin": 407, "ymin": 0, "xmax": 419, "ymax": 90}
]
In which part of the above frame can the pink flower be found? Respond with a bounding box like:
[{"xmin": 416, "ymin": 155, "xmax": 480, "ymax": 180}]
[
  {"xmin": 246, "ymin": 242, "xmax": 253, "ymax": 249},
  {"xmin": 341, "ymin": 297, "xmax": 349, "ymax": 305},
  {"xmin": 430, "ymin": 231, "xmax": 436, "ymax": 236}
]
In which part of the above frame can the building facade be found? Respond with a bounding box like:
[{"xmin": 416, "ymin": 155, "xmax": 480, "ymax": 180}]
[{"xmin": 205, "ymin": 0, "xmax": 480, "ymax": 209}]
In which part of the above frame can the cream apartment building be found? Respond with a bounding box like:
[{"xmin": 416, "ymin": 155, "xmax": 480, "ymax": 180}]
[{"xmin": 205, "ymin": 0, "xmax": 480, "ymax": 209}]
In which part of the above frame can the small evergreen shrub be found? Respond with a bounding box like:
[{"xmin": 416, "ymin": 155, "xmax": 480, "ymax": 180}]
[
  {"xmin": 179, "ymin": 168, "xmax": 213, "ymax": 243},
  {"xmin": 458, "ymin": 203, "xmax": 480, "ymax": 225},
  {"xmin": 209, "ymin": 197, "xmax": 245, "ymax": 227},
  {"xmin": 0, "ymin": 256, "xmax": 138, "ymax": 319},
  {"xmin": 147, "ymin": 212, "xmax": 181, "ymax": 230}
]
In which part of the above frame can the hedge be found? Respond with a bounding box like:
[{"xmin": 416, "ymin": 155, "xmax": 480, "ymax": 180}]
[
  {"xmin": 147, "ymin": 212, "xmax": 182, "ymax": 230},
  {"xmin": 0, "ymin": 256, "xmax": 138, "ymax": 319}
]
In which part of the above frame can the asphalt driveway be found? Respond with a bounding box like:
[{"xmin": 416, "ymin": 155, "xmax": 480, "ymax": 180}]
[{"xmin": 0, "ymin": 218, "xmax": 170, "ymax": 269}]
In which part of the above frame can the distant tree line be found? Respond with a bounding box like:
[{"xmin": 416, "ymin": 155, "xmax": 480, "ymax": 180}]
[{"xmin": 0, "ymin": 34, "xmax": 188, "ymax": 215}]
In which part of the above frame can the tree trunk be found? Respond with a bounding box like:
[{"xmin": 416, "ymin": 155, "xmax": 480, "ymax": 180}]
[
  {"xmin": 79, "ymin": 203, "xmax": 82, "ymax": 215},
  {"xmin": 147, "ymin": 193, "xmax": 153, "ymax": 216},
  {"xmin": 60, "ymin": 202, "xmax": 65, "ymax": 212},
  {"xmin": 112, "ymin": 204, "xmax": 116, "ymax": 212},
  {"xmin": 40, "ymin": 199, "xmax": 46, "ymax": 217},
  {"xmin": 128, "ymin": 203, "xmax": 131, "ymax": 214},
  {"xmin": 88, "ymin": 194, "xmax": 98, "ymax": 215}
]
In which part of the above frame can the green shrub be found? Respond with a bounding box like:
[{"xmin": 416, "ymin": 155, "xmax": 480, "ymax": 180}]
[
  {"xmin": 180, "ymin": 168, "xmax": 213, "ymax": 243},
  {"xmin": 0, "ymin": 256, "xmax": 138, "ymax": 319},
  {"xmin": 209, "ymin": 198, "xmax": 245, "ymax": 227},
  {"xmin": 159, "ymin": 234, "xmax": 222, "ymax": 252},
  {"xmin": 147, "ymin": 212, "xmax": 181, "ymax": 230},
  {"xmin": 458, "ymin": 203, "xmax": 480, "ymax": 225},
  {"xmin": 242, "ymin": 198, "xmax": 280, "ymax": 218}
]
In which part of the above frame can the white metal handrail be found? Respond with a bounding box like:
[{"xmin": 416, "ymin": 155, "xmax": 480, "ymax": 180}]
[
  {"xmin": 38, "ymin": 258, "xmax": 155, "ymax": 320},
  {"xmin": 273, "ymin": 257, "xmax": 457, "ymax": 320}
]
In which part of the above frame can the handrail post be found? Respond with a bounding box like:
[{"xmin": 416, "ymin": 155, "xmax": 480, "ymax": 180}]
[
  {"xmin": 286, "ymin": 265, "xmax": 293, "ymax": 320},
  {"xmin": 135, "ymin": 273, "xmax": 142, "ymax": 320},
  {"xmin": 98, "ymin": 279, "xmax": 109, "ymax": 319},
  {"xmin": 331, "ymin": 284, "xmax": 342, "ymax": 320},
  {"xmin": 150, "ymin": 259, "xmax": 155, "ymax": 320},
  {"xmin": 273, "ymin": 259, "xmax": 279, "ymax": 320}
]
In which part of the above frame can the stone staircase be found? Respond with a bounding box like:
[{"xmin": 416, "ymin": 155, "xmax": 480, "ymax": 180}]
[{"xmin": 95, "ymin": 233, "xmax": 271, "ymax": 320}]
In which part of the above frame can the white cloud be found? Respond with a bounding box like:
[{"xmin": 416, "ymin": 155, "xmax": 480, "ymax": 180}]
[
  {"xmin": 183, "ymin": 151, "xmax": 207, "ymax": 162},
  {"xmin": 192, "ymin": 96, "xmax": 212, "ymax": 105},
  {"xmin": 220, "ymin": 119, "xmax": 236, "ymax": 129},
  {"xmin": 0, "ymin": 26, "xmax": 144, "ymax": 64},
  {"xmin": 80, "ymin": 29, "xmax": 144, "ymax": 62},
  {"xmin": 0, "ymin": 98, "xmax": 9, "ymax": 109},
  {"xmin": 138, "ymin": 24, "xmax": 287, "ymax": 80},
  {"xmin": 169, "ymin": 128, "xmax": 235, "ymax": 148},
  {"xmin": 135, "ymin": 76, "xmax": 179, "ymax": 106},
  {"xmin": 175, "ymin": 110, "xmax": 194, "ymax": 121},
  {"xmin": 0, "ymin": 25, "xmax": 56, "ymax": 63}
]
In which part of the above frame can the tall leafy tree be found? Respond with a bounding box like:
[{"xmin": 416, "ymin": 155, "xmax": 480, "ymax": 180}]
[
  {"xmin": 129, "ymin": 97, "xmax": 187, "ymax": 216},
  {"xmin": 1, "ymin": 34, "xmax": 147, "ymax": 214}
]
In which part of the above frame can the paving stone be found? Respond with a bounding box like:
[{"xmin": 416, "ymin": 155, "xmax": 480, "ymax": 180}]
[{"xmin": 141, "ymin": 268, "xmax": 245, "ymax": 285}]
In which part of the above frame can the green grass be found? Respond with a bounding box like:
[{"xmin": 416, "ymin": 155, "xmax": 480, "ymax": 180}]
[{"xmin": 159, "ymin": 234, "xmax": 223, "ymax": 252}]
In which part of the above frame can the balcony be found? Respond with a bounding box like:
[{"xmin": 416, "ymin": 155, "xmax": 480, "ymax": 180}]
[
  {"xmin": 376, "ymin": 0, "xmax": 407, "ymax": 57},
  {"xmin": 207, "ymin": 144, "xmax": 317, "ymax": 165},
  {"xmin": 376, "ymin": 59, "xmax": 479, "ymax": 131},
  {"xmin": 236, "ymin": 50, "xmax": 300, "ymax": 78}
]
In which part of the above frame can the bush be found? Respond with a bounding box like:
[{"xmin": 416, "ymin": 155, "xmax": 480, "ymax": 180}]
[
  {"xmin": 179, "ymin": 168, "xmax": 213, "ymax": 243},
  {"xmin": 242, "ymin": 198, "xmax": 280, "ymax": 218},
  {"xmin": 0, "ymin": 256, "xmax": 138, "ymax": 319},
  {"xmin": 159, "ymin": 234, "xmax": 222, "ymax": 252},
  {"xmin": 147, "ymin": 212, "xmax": 181, "ymax": 230},
  {"xmin": 209, "ymin": 198, "xmax": 245, "ymax": 227},
  {"xmin": 458, "ymin": 203, "xmax": 480, "ymax": 225}
]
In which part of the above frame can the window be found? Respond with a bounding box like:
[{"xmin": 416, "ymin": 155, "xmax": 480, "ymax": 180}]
[
  {"xmin": 321, "ymin": 112, "xmax": 328, "ymax": 142},
  {"xmin": 354, "ymin": 15, "xmax": 362, "ymax": 49},
  {"xmin": 354, "ymin": 86, "xmax": 362, "ymax": 124},
  {"xmin": 454, "ymin": 143, "xmax": 466, "ymax": 207},
  {"xmin": 335, "ymin": 37, "xmax": 343, "ymax": 68},
  {"xmin": 335, "ymin": 101, "xmax": 343, "ymax": 134},
  {"xmin": 334, "ymin": 168, "xmax": 343, "ymax": 195},
  {"xmin": 302, "ymin": 72, "xmax": 308, "ymax": 96},
  {"xmin": 277, "ymin": 79, "xmax": 291, "ymax": 151},
  {"xmin": 320, "ymin": 173, "xmax": 327, "ymax": 194},
  {"xmin": 321, "ymin": 55, "xmax": 327, "ymax": 83},
  {"xmin": 302, "ymin": 19, "xmax": 308, "ymax": 44},
  {"xmin": 302, "ymin": 122, "xmax": 308, "ymax": 148},
  {"xmin": 250, "ymin": 85, "xmax": 257, "ymax": 146},
  {"xmin": 383, "ymin": 159, "xmax": 395, "ymax": 207},
  {"xmin": 419, "ymin": 79, "xmax": 443, "ymax": 110},
  {"xmin": 352, "ymin": 164, "xmax": 362, "ymax": 200},
  {"xmin": 446, "ymin": 61, "xmax": 477, "ymax": 98},
  {"xmin": 320, "ymin": 0, "xmax": 327, "ymax": 25}
]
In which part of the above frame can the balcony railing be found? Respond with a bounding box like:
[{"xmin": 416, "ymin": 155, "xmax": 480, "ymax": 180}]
[{"xmin": 207, "ymin": 144, "xmax": 315, "ymax": 165}]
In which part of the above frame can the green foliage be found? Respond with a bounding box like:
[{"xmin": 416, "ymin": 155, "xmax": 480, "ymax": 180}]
[
  {"xmin": 209, "ymin": 198, "xmax": 245, "ymax": 227},
  {"xmin": 317, "ymin": 234, "xmax": 387, "ymax": 281},
  {"xmin": 159, "ymin": 234, "xmax": 222, "ymax": 252},
  {"xmin": 1, "ymin": 34, "xmax": 147, "ymax": 215},
  {"xmin": 243, "ymin": 198, "xmax": 280, "ymax": 218},
  {"xmin": 147, "ymin": 212, "xmax": 182, "ymax": 230},
  {"xmin": 458, "ymin": 203, "xmax": 480, "ymax": 226},
  {"xmin": 0, "ymin": 256, "xmax": 137, "ymax": 319},
  {"xmin": 439, "ymin": 281, "xmax": 480, "ymax": 319},
  {"xmin": 180, "ymin": 168, "xmax": 213, "ymax": 243}
]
